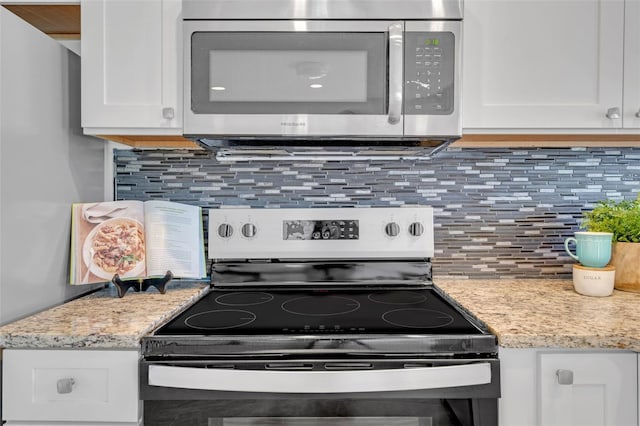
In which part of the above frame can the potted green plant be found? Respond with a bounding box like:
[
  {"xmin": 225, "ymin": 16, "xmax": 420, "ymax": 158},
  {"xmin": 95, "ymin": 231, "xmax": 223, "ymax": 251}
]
[{"xmin": 581, "ymin": 195, "xmax": 640, "ymax": 292}]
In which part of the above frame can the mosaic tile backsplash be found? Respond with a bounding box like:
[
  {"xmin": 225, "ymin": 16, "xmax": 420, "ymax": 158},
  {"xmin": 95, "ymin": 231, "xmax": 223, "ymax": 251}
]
[{"xmin": 114, "ymin": 147, "xmax": 640, "ymax": 279}]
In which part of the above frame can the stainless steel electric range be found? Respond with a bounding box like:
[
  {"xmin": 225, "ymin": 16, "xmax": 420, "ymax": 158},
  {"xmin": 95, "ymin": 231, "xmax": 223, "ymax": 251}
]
[{"xmin": 141, "ymin": 207, "xmax": 500, "ymax": 426}]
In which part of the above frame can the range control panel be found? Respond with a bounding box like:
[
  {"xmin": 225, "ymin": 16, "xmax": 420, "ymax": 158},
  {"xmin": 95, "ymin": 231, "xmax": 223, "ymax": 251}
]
[
  {"xmin": 209, "ymin": 207, "xmax": 434, "ymax": 260},
  {"xmin": 404, "ymin": 31, "xmax": 455, "ymax": 115}
]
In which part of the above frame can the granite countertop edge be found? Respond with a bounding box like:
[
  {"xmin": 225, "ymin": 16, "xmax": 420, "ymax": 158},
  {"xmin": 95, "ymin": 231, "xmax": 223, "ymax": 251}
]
[
  {"xmin": 0, "ymin": 281, "xmax": 210, "ymax": 350},
  {"xmin": 434, "ymin": 277, "xmax": 640, "ymax": 352}
]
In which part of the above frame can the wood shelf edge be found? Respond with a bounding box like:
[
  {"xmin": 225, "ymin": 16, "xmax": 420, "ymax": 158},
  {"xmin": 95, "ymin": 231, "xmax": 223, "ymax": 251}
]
[
  {"xmin": 453, "ymin": 134, "xmax": 640, "ymax": 148},
  {"xmin": 2, "ymin": 4, "xmax": 80, "ymax": 38},
  {"xmin": 96, "ymin": 135, "xmax": 201, "ymax": 149},
  {"xmin": 93, "ymin": 133, "xmax": 640, "ymax": 149}
]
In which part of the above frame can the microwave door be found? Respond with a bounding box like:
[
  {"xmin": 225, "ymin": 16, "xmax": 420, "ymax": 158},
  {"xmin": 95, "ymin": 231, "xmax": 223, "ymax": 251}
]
[{"xmin": 184, "ymin": 21, "xmax": 404, "ymax": 138}]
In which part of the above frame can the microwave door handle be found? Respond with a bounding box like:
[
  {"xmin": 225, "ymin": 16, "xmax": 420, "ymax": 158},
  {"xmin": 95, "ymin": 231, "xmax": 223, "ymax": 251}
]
[
  {"xmin": 387, "ymin": 23, "xmax": 403, "ymax": 125},
  {"xmin": 148, "ymin": 363, "xmax": 492, "ymax": 393}
]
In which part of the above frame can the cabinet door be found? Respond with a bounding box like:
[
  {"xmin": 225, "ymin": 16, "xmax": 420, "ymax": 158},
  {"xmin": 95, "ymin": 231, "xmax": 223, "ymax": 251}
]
[
  {"xmin": 463, "ymin": 0, "xmax": 624, "ymax": 130},
  {"xmin": 2, "ymin": 349, "xmax": 140, "ymax": 423},
  {"xmin": 624, "ymin": 0, "xmax": 640, "ymax": 128},
  {"xmin": 81, "ymin": 0, "xmax": 182, "ymax": 133},
  {"xmin": 539, "ymin": 352, "xmax": 637, "ymax": 426}
]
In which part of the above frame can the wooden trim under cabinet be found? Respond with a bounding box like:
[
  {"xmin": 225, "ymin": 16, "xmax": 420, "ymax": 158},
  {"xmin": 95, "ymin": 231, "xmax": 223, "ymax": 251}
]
[
  {"xmin": 454, "ymin": 134, "xmax": 640, "ymax": 148},
  {"xmin": 2, "ymin": 4, "xmax": 80, "ymax": 39},
  {"xmin": 98, "ymin": 134, "xmax": 640, "ymax": 149},
  {"xmin": 99, "ymin": 135, "xmax": 201, "ymax": 149}
]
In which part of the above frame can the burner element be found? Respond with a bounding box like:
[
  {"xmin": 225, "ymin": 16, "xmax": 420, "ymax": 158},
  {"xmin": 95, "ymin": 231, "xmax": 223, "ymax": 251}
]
[
  {"xmin": 282, "ymin": 296, "xmax": 360, "ymax": 316},
  {"xmin": 215, "ymin": 292, "xmax": 274, "ymax": 306},
  {"xmin": 368, "ymin": 291, "xmax": 427, "ymax": 305},
  {"xmin": 185, "ymin": 310, "xmax": 256, "ymax": 330},
  {"xmin": 382, "ymin": 308, "xmax": 454, "ymax": 329}
]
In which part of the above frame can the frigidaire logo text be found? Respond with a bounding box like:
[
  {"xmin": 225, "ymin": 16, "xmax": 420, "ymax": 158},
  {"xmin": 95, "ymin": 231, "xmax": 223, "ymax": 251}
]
[{"xmin": 280, "ymin": 121, "xmax": 307, "ymax": 127}]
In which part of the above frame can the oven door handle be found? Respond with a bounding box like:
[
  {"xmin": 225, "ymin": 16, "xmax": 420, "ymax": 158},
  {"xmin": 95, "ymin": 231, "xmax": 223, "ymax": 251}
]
[{"xmin": 148, "ymin": 362, "xmax": 492, "ymax": 393}]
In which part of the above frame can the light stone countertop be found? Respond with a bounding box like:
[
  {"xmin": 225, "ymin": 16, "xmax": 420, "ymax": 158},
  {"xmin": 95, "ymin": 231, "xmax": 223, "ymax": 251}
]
[
  {"xmin": 2, "ymin": 278, "xmax": 640, "ymax": 350},
  {"xmin": 436, "ymin": 278, "xmax": 640, "ymax": 350},
  {"xmin": 0, "ymin": 280, "xmax": 209, "ymax": 349}
]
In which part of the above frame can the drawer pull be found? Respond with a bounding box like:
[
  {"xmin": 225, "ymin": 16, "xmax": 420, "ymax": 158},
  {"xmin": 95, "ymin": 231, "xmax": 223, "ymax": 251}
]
[
  {"xmin": 556, "ymin": 369, "xmax": 574, "ymax": 385},
  {"xmin": 56, "ymin": 378, "xmax": 76, "ymax": 394}
]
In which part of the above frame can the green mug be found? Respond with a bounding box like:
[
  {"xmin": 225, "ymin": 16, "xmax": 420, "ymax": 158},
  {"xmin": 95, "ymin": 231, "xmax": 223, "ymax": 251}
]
[{"xmin": 564, "ymin": 232, "xmax": 613, "ymax": 268}]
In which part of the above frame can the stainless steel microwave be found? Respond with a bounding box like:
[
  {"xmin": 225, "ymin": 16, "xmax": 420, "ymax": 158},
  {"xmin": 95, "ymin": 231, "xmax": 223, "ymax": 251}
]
[{"xmin": 182, "ymin": 0, "xmax": 463, "ymax": 142}]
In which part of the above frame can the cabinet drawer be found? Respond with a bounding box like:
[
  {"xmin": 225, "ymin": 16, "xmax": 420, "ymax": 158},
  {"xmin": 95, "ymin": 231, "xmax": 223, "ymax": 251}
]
[{"xmin": 2, "ymin": 349, "xmax": 140, "ymax": 423}]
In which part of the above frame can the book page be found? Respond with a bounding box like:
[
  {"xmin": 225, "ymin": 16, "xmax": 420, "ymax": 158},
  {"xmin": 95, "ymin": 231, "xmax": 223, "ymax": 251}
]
[
  {"xmin": 70, "ymin": 200, "xmax": 146, "ymax": 284},
  {"xmin": 143, "ymin": 201, "xmax": 206, "ymax": 278}
]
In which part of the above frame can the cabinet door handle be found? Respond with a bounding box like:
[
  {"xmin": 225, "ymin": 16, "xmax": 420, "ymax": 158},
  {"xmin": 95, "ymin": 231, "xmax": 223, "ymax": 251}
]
[
  {"xmin": 162, "ymin": 107, "xmax": 175, "ymax": 120},
  {"xmin": 56, "ymin": 377, "xmax": 76, "ymax": 394},
  {"xmin": 606, "ymin": 107, "xmax": 621, "ymax": 119},
  {"xmin": 635, "ymin": 109, "xmax": 640, "ymax": 118},
  {"xmin": 556, "ymin": 369, "xmax": 574, "ymax": 385}
]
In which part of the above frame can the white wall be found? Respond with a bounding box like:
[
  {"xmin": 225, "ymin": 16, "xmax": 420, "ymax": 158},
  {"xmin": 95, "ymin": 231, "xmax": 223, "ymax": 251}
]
[{"xmin": 0, "ymin": 8, "xmax": 105, "ymax": 325}]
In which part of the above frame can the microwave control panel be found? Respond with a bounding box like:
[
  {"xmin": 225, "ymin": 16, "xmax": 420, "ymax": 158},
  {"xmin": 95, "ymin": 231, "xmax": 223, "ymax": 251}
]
[{"xmin": 404, "ymin": 32, "xmax": 455, "ymax": 115}]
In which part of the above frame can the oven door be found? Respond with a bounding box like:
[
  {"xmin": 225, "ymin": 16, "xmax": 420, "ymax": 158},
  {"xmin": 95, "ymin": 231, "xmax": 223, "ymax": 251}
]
[{"xmin": 140, "ymin": 358, "xmax": 499, "ymax": 426}]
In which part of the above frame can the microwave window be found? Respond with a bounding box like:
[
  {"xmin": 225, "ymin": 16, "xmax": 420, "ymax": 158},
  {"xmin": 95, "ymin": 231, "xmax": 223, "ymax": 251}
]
[
  {"xmin": 209, "ymin": 51, "xmax": 367, "ymax": 103},
  {"xmin": 191, "ymin": 32, "xmax": 386, "ymax": 115}
]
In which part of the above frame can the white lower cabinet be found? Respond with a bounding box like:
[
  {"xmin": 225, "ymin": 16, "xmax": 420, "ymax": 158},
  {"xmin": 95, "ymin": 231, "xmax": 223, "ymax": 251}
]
[
  {"xmin": 500, "ymin": 348, "xmax": 638, "ymax": 426},
  {"xmin": 2, "ymin": 349, "xmax": 141, "ymax": 425}
]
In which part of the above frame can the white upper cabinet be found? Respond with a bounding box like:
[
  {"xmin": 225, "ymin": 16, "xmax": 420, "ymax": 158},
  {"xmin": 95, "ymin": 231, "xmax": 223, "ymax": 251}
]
[
  {"xmin": 462, "ymin": 0, "xmax": 629, "ymax": 131},
  {"xmin": 81, "ymin": 0, "xmax": 182, "ymax": 134},
  {"xmin": 624, "ymin": 0, "xmax": 640, "ymax": 128}
]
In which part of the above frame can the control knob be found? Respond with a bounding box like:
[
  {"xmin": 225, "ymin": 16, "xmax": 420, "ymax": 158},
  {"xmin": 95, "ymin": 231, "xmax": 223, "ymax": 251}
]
[
  {"xmin": 217, "ymin": 223, "xmax": 233, "ymax": 238},
  {"xmin": 242, "ymin": 223, "xmax": 257, "ymax": 238},
  {"xmin": 409, "ymin": 222, "xmax": 424, "ymax": 237},
  {"xmin": 385, "ymin": 222, "xmax": 400, "ymax": 237}
]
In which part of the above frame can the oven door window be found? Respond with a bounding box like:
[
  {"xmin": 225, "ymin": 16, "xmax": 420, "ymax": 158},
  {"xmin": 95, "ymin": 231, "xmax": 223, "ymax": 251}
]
[
  {"xmin": 190, "ymin": 32, "xmax": 387, "ymax": 115},
  {"xmin": 144, "ymin": 399, "xmax": 483, "ymax": 426},
  {"xmin": 213, "ymin": 417, "xmax": 430, "ymax": 425}
]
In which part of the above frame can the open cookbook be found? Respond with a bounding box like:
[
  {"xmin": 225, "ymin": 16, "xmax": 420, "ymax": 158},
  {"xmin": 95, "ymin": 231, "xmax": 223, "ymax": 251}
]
[{"xmin": 69, "ymin": 200, "xmax": 207, "ymax": 285}]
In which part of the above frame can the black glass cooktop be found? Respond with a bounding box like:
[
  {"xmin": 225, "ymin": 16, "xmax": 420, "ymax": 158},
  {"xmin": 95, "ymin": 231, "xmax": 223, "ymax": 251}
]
[{"xmin": 156, "ymin": 287, "xmax": 483, "ymax": 336}]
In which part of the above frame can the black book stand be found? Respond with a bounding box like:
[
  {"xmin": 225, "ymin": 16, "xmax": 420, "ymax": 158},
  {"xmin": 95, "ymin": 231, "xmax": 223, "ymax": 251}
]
[{"xmin": 111, "ymin": 270, "xmax": 173, "ymax": 298}]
